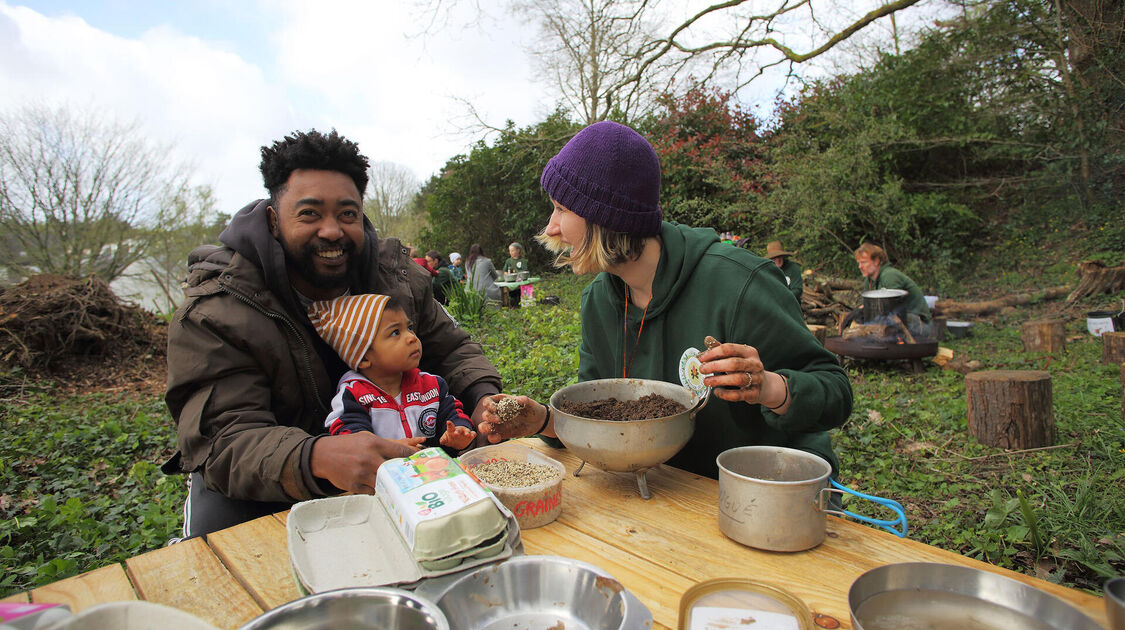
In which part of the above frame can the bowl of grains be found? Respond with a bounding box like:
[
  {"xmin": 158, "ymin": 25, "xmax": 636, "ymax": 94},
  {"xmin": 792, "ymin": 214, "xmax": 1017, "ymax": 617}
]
[{"xmin": 458, "ymin": 442, "xmax": 565, "ymax": 529}]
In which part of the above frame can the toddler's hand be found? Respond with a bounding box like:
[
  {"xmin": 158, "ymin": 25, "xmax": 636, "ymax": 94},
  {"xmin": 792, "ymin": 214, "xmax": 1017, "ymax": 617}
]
[{"xmin": 440, "ymin": 421, "xmax": 477, "ymax": 450}]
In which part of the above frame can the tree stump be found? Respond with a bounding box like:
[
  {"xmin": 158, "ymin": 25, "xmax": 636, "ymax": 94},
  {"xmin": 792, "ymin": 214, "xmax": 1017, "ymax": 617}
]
[
  {"xmin": 1020, "ymin": 319, "xmax": 1066, "ymax": 353},
  {"xmin": 965, "ymin": 370, "xmax": 1054, "ymax": 449},
  {"xmin": 1103, "ymin": 332, "xmax": 1125, "ymax": 365},
  {"xmin": 806, "ymin": 324, "xmax": 827, "ymax": 346}
]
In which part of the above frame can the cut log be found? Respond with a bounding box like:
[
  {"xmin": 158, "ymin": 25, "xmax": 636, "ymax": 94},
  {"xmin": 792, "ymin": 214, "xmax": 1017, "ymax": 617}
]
[
  {"xmin": 842, "ymin": 323, "xmax": 895, "ymax": 340},
  {"xmin": 965, "ymin": 370, "xmax": 1055, "ymax": 449},
  {"xmin": 1066, "ymin": 260, "xmax": 1125, "ymax": 303},
  {"xmin": 1020, "ymin": 319, "xmax": 1066, "ymax": 353},
  {"xmin": 1103, "ymin": 332, "xmax": 1125, "ymax": 365},
  {"xmin": 806, "ymin": 324, "xmax": 828, "ymax": 345},
  {"xmin": 938, "ymin": 286, "xmax": 1070, "ymax": 317},
  {"xmin": 892, "ymin": 314, "xmax": 917, "ymax": 344}
]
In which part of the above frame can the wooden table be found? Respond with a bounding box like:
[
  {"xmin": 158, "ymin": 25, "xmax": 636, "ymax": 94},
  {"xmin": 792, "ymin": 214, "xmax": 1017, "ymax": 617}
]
[{"xmin": 3, "ymin": 439, "xmax": 1109, "ymax": 629}]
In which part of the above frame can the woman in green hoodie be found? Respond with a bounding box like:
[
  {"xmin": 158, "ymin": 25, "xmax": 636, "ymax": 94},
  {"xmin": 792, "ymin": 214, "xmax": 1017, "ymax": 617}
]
[{"xmin": 479, "ymin": 121, "xmax": 853, "ymax": 480}]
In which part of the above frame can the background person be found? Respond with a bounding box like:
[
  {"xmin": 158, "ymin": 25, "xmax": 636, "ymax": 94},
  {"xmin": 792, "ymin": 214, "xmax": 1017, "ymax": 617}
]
[
  {"xmin": 163, "ymin": 129, "xmax": 502, "ymax": 537},
  {"xmin": 503, "ymin": 242, "xmax": 530, "ymax": 275},
  {"xmin": 502, "ymin": 241, "xmax": 530, "ymax": 306},
  {"xmin": 309, "ymin": 293, "xmax": 477, "ymax": 453},
  {"xmin": 765, "ymin": 240, "xmax": 803, "ymax": 303},
  {"xmin": 479, "ymin": 121, "xmax": 852, "ymax": 481},
  {"xmin": 851, "ymin": 242, "xmax": 932, "ymax": 337},
  {"xmin": 465, "ymin": 243, "xmax": 502, "ymax": 303},
  {"xmin": 448, "ymin": 252, "xmax": 466, "ymax": 283},
  {"xmin": 426, "ymin": 250, "xmax": 455, "ymax": 305}
]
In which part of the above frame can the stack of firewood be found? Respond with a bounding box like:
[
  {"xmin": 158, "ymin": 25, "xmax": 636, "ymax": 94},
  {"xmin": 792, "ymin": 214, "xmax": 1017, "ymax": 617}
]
[{"xmin": 799, "ymin": 272, "xmax": 860, "ymax": 328}]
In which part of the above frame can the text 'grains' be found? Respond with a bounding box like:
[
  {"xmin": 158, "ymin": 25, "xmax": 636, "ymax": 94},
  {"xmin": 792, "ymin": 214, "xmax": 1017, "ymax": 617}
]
[{"xmin": 474, "ymin": 460, "xmax": 558, "ymax": 487}]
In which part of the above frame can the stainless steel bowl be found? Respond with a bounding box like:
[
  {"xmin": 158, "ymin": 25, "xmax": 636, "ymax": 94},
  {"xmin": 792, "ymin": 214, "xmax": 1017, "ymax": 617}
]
[
  {"xmin": 849, "ymin": 563, "xmax": 1101, "ymax": 630},
  {"xmin": 432, "ymin": 555, "xmax": 652, "ymax": 630},
  {"xmin": 238, "ymin": 587, "xmax": 450, "ymax": 630},
  {"xmin": 549, "ymin": 378, "xmax": 703, "ymax": 499}
]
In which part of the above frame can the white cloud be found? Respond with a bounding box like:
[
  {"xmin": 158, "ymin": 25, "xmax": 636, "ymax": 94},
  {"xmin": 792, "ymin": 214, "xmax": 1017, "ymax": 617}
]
[
  {"xmin": 0, "ymin": 1, "xmax": 542, "ymax": 212},
  {"xmin": 268, "ymin": 0, "xmax": 538, "ymax": 183},
  {"xmin": 0, "ymin": 2, "xmax": 290, "ymax": 210}
]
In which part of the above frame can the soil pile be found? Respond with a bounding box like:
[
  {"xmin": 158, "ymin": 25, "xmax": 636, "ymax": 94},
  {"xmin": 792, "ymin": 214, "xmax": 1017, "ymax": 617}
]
[
  {"xmin": 0, "ymin": 274, "xmax": 167, "ymax": 394},
  {"xmin": 557, "ymin": 393, "xmax": 685, "ymax": 421}
]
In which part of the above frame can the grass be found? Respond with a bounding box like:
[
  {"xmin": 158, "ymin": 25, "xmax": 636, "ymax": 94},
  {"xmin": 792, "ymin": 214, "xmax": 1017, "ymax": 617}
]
[{"xmin": 0, "ymin": 269, "xmax": 1122, "ymax": 597}]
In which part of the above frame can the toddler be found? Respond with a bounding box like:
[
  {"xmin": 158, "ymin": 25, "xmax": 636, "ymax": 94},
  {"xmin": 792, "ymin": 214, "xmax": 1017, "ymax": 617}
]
[{"xmin": 308, "ymin": 293, "xmax": 477, "ymax": 452}]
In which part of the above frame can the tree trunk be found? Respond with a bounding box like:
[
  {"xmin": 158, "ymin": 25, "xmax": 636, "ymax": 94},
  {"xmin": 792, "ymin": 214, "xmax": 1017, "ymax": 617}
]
[
  {"xmin": 1021, "ymin": 319, "xmax": 1067, "ymax": 353},
  {"xmin": 1102, "ymin": 332, "xmax": 1125, "ymax": 365},
  {"xmin": 965, "ymin": 370, "xmax": 1055, "ymax": 449}
]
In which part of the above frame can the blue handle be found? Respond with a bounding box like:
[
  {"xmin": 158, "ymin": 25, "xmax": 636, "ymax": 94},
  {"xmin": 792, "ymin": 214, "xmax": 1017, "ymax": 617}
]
[{"xmin": 827, "ymin": 479, "xmax": 908, "ymax": 538}]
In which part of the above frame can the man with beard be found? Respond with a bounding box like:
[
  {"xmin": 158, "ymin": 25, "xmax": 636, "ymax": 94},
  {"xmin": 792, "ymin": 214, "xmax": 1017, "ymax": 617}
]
[{"xmin": 163, "ymin": 129, "xmax": 503, "ymax": 537}]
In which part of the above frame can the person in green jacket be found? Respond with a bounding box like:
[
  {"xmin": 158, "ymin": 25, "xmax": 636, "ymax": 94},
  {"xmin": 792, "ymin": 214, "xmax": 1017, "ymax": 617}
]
[
  {"xmin": 765, "ymin": 240, "xmax": 803, "ymax": 303},
  {"xmin": 854, "ymin": 242, "xmax": 932, "ymax": 337},
  {"xmin": 476, "ymin": 121, "xmax": 853, "ymax": 479},
  {"xmin": 503, "ymin": 242, "xmax": 530, "ymax": 275}
]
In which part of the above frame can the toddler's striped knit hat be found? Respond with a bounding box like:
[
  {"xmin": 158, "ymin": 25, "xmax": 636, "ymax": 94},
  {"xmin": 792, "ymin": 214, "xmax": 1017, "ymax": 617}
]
[{"xmin": 308, "ymin": 293, "xmax": 390, "ymax": 370}]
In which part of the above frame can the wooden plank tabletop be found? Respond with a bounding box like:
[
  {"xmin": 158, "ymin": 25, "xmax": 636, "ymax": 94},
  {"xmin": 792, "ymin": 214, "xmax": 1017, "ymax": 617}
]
[{"xmin": 9, "ymin": 438, "xmax": 1110, "ymax": 629}]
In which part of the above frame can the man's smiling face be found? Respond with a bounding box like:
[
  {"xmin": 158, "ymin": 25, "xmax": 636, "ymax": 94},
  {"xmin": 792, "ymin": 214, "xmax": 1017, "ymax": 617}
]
[{"xmin": 269, "ymin": 169, "xmax": 365, "ymax": 300}]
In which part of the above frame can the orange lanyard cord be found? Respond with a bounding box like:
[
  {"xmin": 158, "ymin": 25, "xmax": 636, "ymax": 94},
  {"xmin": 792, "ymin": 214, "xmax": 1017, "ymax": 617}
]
[{"xmin": 622, "ymin": 288, "xmax": 650, "ymax": 378}]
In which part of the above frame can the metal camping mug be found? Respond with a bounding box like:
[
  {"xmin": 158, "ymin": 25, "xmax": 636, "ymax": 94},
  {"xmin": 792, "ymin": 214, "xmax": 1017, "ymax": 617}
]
[
  {"xmin": 1106, "ymin": 576, "xmax": 1125, "ymax": 630},
  {"xmin": 716, "ymin": 446, "xmax": 907, "ymax": 552}
]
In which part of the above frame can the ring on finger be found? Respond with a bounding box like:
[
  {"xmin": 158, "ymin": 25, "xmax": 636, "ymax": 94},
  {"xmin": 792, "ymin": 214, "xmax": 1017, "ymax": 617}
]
[{"xmin": 741, "ymin": 372, "xmax": 754, "ymax": 390}]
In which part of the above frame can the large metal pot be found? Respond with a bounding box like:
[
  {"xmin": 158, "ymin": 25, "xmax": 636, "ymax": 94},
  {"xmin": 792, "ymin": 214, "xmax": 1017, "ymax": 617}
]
[
  {"xmin": 861, "ymin": 288, "xmax": 908, "ymax": 320},
  {"xmin": 717, "ymin": 446, "xmax": 906, "ymax": 552},
  {"xmin": 549, "ymin": 378, "xmax": 704, "ymax": 499}
]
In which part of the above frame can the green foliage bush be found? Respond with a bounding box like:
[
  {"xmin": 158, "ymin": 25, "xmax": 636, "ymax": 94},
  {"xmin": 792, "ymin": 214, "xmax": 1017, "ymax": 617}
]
[{"xmin": 0, "ymin": 387, "xmax": 185, "ymax": 594}]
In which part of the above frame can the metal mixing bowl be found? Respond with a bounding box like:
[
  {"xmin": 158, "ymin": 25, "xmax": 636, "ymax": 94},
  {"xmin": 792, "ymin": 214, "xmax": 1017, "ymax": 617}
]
[
  {"xmin": 549, "ymin": 378, "xmax": 703, "ymax": 499},
  {"xmin": 238, "ymin": 587, "xmax": 449, "ymax": 630},
  {"xmin": 432, "ymin": 555, "xmax": 652, "ymax": 630},
  {"xmin": 849, "ymin": 563, "xmax": 1101, "ymax": 630}
]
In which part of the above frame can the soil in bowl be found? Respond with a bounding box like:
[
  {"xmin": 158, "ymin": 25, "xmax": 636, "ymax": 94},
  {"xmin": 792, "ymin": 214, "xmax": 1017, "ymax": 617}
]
[{"xmin": 557, "ymin": 393, "xmax": 685, "ymax": 421}]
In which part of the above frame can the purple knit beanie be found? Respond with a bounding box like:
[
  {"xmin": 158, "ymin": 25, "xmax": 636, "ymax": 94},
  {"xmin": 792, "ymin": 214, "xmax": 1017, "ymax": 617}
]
[{"xmin": 540, "ymin": 121, "xmax": 662, "ymax": 237}]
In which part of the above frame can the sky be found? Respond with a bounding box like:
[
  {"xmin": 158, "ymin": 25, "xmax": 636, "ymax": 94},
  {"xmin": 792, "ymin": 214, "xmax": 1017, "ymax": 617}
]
[
  {"xmin": 0, "ymin": 0, "xmax": 547, "ymax": 213},
  {"xmin": 0, "ymin": 1, "xmax": 951, "ymax": 214}
]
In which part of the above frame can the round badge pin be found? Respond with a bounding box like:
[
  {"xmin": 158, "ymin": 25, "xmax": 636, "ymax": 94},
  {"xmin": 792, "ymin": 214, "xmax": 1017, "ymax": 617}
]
[{"xmin": 678, "ymin": 346, "xmax": 707, "ymax": 395}]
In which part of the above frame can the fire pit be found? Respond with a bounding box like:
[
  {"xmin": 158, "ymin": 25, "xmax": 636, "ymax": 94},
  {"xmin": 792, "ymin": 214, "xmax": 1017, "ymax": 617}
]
[{"xmin": 825, "ymin": 336, "xmax": 938, "ymax": 373}]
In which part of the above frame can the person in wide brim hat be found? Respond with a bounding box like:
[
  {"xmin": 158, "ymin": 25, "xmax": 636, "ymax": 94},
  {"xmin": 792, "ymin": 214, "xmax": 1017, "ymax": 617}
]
[
  {"xmin": 763, "ymin": 240, "xmax": 803, "ymax": 302},
  {"xmin": 765, "ymin": 240, "xmax": 796, "ymax": 259}
]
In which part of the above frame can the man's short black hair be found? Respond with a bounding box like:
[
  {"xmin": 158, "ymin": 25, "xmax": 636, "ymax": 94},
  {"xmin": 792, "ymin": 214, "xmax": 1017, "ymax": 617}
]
[{"xmin": 259, "ymin": 129, "xmax": 370, "ymax": 203}]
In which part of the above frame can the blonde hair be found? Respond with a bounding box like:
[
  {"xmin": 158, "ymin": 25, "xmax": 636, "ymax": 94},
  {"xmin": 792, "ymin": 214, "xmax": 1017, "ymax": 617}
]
[
  {"xmin": 854, "ymin": 242, "xmax": 887, "ymax": 264},
  {"xmin": 535, "ymin": 221, "xmax": 647, "ymax": 275}
]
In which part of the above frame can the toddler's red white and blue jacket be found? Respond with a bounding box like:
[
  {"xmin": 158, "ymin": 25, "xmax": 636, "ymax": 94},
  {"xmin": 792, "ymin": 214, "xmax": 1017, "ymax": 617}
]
[{"xmin": 325, "ymin": 368, "xmax": 474, "ymax": 449}]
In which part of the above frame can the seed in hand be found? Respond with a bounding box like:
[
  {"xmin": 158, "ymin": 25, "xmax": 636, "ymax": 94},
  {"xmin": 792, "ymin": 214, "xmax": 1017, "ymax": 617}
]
[{"xmin": 495, "ymin": 397, "xmax": 523, "ymax": 426}]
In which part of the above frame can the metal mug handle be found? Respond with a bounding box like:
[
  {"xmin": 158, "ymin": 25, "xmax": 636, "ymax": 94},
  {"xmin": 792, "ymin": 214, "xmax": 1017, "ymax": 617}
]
[
  {"xmin": 819, "ymin": 479, "xmax": 908, "ymax": 537},
  {"xmin": 687, "ymin": 388, "xmax": 712, "ymax": 419}
]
